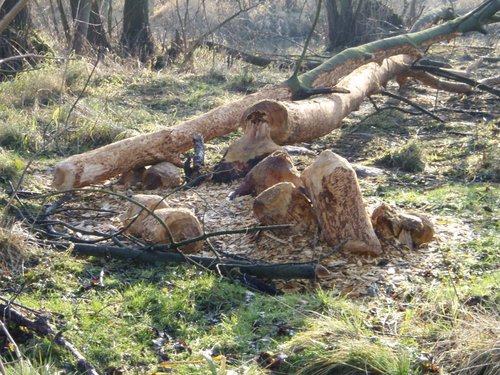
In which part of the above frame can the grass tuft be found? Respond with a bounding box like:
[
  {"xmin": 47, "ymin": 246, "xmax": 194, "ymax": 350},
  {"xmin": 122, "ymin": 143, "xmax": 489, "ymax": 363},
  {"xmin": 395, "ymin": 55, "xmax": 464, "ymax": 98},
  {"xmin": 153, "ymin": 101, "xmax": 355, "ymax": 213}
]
[
  {"xmin": 376, "ymin": 140, "xmax": 426, "ymax": 172},
  {"xmin": 0, "ymin": 149, "xmax": 25, "ymax": 185},
  {"xmin": 0, "ymin": 226, "xmax": 28, "ymax": 277}
]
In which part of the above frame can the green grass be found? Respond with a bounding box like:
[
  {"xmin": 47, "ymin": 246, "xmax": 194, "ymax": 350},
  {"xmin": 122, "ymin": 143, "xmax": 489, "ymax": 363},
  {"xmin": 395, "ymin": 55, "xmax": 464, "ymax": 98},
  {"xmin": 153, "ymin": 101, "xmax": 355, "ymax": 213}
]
[{"xmin": 0, "ymin": 46, "xmax": 498, "ymax": 375}]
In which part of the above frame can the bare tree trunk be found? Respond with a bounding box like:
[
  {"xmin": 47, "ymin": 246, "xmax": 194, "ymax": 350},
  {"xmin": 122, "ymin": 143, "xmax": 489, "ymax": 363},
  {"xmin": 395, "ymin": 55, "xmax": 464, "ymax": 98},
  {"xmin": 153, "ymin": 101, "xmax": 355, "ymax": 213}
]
[
  {"xmin": 120, "ymin": 0, "xmax": 154, "ymax": 62},
  {"xmin": 0, "ymin": 0, "xmax": 32, "ymax": 79},
  {"xmin": 71, "ymin": 0, "xmax": 91, "ymax": 53},
  {"xmin": 56, "ymin": 0, "xmax": 71, "ymax": 43},
  {"xmin": 87, "ymin": 0, "xmax": 110, "ymax": 50}
]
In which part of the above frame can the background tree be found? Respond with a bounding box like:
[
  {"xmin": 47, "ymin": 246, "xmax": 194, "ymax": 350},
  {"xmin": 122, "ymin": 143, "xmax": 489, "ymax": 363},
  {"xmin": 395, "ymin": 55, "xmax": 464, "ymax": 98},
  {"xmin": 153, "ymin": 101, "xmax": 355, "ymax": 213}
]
[
  {"xmin": 325, "ymin": 0, "xmax": 403, "ymax": 51},
  {"xmin": 120, "ymin": 0, "xmax": 154, "ymax": 62},
  {"xmin": 0, "ymin": 0, "xmax": 34, "ymax": 79},
  {"xmin": 70, "ymin": 0, "xmax": 110, "ymax": 53}
]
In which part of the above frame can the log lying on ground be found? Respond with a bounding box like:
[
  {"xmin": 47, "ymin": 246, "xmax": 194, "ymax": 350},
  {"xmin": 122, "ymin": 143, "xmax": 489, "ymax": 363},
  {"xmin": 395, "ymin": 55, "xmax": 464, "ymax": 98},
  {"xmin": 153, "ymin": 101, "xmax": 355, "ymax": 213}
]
[
  {"xmin": 121, "ymin": 194, "xmax": 168, "ymax": 236},
  {"xmin": 253, "ymin": 182, "xmax": 317, "ymax": 235},
  {"xmin": 52, "ymin": 2, "xmax": 499, "ymax": 190},
  {"xmin": 301, "ymin": 150, "xmax": 382, "ymax": 256},
  {"xmin": 216, "ymin": 54, "xmax": 415, "ymax": 175},
  {"xmin": 371, "ymin": 203, "xmax": 434, "ymax": 249},
  {"xmin": 59, "ymin": 242, "xmax": 329, "ymax": 280},
  {"xmin": 229, "ymin": 150, "xmax": 303, "ymax": 198},
  {"xmin": 141, "ymin": 207, "xmax": 203, "ymax": 254}
]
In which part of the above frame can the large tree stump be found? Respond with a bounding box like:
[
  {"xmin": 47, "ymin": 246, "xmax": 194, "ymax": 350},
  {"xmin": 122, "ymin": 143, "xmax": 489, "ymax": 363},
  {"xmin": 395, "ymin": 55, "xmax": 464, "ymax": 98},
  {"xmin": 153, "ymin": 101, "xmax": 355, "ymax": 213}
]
[
  {"xmin": 371, "ymin": 203, "xmax": 434, "ymax": 249},
  {"xmin": 301, "ymin": 150, "xmax": 382, "ymax": 256},
  {"xmin": 253, "ymin": 182, "xmax": 317, "ymax": 235},
  {"xmin": 121, "ymin": 194, "xmax": 169, "ymax": 236},
  {"xmin": 230, "ymin": 150, "xmax": 303, "ymax": 199},
  {"xmin": 140, "ymin": 208, "xmax": 203, "ymax": 254}
]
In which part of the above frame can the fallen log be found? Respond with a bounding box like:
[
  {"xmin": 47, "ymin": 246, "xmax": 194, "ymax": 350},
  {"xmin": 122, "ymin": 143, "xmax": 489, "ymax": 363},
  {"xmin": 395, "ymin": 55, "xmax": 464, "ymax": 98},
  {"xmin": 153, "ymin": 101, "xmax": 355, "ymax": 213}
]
[
  {"xmin": 301, "ymin": 150, "xmax": 382, "ymax": 256},
  {"xmin": 52, "ymin": 1, "xmax": 500, "ymax": 190},
  {"xmin": 59, "ymin": 242, "xmax": 330, "ymax": 280}
]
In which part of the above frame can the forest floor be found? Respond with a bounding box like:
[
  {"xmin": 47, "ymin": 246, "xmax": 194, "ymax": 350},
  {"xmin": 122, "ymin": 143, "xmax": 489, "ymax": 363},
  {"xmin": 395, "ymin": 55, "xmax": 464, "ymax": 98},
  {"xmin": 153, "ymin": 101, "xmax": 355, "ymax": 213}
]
[{"xmin": 0, "ymin": 36, "xmax": 499, "ymax": 374}]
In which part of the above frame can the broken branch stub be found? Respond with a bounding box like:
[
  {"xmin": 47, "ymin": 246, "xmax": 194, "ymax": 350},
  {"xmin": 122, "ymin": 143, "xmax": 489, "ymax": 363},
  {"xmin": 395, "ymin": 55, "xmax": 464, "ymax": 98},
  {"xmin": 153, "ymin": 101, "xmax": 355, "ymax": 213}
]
[{"xmin": 301, "ymin": 150, "xmax": 382, "ymax": 256}]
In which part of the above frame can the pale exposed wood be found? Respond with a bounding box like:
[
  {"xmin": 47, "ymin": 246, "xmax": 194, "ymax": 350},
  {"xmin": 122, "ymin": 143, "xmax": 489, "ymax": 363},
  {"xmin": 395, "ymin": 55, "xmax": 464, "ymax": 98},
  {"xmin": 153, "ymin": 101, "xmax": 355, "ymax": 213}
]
[
  {"xmin": 52, "ymin": 2, "xmax": 500, "ymax": 190},
  {"xmin": 120, "ymin": 194, "xmax": 168, "ymax": 237},
  {"xmin": 216, "ymin": 55, "xmax": 416, "ymax": 177},
  {"xmin": 141, "ymin": 208, "xmax": 203, "ymax": 254},
  {"xmin": 230, "ymin": 150, "xmax": 303, "ymax": 199},
  {"xmin": 371, "ymin": 203, "xmax": 434, "ymax": 249},
  {"xmin": 253, "ymin": 182, "xmax": 317, "ymax": 235},
  {"xmin": 53, "ymin": 88, "xmax": 290, "ymax": 190},
  {"xmin": 142, "ymin": 161, "xmax": 183, "ymax": 190},
  {"xmin": 301, "ymin": 150, "xmax": 382, "ymax": 256},
  {"xmin": 213, "ymin": 120, "xmax": 281, "ymax": 182}
]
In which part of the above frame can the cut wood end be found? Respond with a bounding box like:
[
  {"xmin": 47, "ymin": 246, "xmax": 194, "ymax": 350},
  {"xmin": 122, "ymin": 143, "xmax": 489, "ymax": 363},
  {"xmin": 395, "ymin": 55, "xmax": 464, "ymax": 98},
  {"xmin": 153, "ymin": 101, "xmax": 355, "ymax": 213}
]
[
  {"xmin": 121, "ymin": 194, "xmax": 169, "ymax": 237},
  {"xmin": 231, "ymin": 150, "xmax": 303, "ymax": 199},
  {"xmin": 53, "ymin": 161, "xmax": 76, "ymax": 191},
  {"xmin": 315, "ymin": 264, "xmax": 331, "ymax": 278},
  {"xmin": 141, "ymin": 207, "xmax": 203, "ymax": 254}
]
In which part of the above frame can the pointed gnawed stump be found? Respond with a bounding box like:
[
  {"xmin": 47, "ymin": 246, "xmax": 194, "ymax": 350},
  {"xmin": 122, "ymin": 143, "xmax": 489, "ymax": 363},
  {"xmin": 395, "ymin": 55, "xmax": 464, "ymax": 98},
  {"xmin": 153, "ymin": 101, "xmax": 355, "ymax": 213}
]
[
  {"xmin": 121, "ymin": 194, "xmax": 169, "ymax": 237},
  {"xmin": 230, "ymin": 150, "xmax": 303, "ymax": 199},
  {"xmin": 253, "ymin": 182, "xmax": 317, "ymax": 235},
  {"xmin": 301, "ymin": 150, "xmax": 382, "ymax": 256}
]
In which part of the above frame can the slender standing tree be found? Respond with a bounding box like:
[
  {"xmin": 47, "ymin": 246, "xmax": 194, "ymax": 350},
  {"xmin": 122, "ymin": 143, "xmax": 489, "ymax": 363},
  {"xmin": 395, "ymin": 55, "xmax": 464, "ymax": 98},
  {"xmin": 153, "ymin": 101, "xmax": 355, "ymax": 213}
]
[{"xmin": 120, "ymin": 0, "xmax": 154, "ymax": 62}]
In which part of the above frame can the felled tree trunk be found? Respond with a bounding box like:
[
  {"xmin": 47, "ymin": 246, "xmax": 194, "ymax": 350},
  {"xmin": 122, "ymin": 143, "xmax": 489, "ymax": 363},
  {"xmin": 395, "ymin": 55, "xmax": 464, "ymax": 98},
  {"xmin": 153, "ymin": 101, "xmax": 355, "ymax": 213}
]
[
  {"xmin": 301, "ymin": 150, "xmax": 382, "ymax": 256},
  {"xmin": 52, "ymin": 2, "xmax": 499, "ymax": 190}
]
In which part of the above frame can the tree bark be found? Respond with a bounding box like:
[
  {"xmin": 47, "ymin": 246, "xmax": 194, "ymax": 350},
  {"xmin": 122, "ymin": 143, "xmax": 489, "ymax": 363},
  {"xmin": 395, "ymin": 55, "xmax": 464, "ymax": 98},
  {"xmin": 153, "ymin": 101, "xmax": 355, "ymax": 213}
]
[
  {"xmin": 52, "ymin": 1, "xmax": 500, "ymax": 190},
  {"xmin": 301, "ymin": 151, "xmax": 382, "ymax": 256},
  {"xmin": 71, "ymin": 0, "xmax": 91, "ymax": 54},
  {"xmin": 120, "ymin": 0, "xmax": 154, "ymax": 62},
  {"xmin": 53, "ymin": 242, "xmax": 329, "ymax": 280}
]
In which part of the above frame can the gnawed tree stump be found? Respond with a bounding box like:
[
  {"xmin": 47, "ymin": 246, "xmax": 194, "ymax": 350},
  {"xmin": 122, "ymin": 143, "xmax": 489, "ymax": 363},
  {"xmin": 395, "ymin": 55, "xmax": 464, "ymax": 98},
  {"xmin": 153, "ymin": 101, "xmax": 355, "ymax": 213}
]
[
  {"xmin": 141, "ymin": 208, "xmax": 203, "ymax": 254},
  {"xmin": 371, "ymin": 203, "xmax": 434, "ymax": 249},
  {"xmin": 301, "ymin": 150, "xmax": 382, "ymax": 256},
  {"xmin": 253, "ymin": 182, "xmax": 317, "ymax": 235},
  {"xmin": 142, "ymin": 161, "xmax": 183, "ymax": 190},
  {"xmin": 230, "ymin": 150, "xmax": 303, "ymax": 199},
  {"xmin": 121, "ymin": 194, "xmax": 168, "ymax": 236},
  {"xmin": 213, "ymin": 121, "xmax": 281, "ymax": 181}
]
